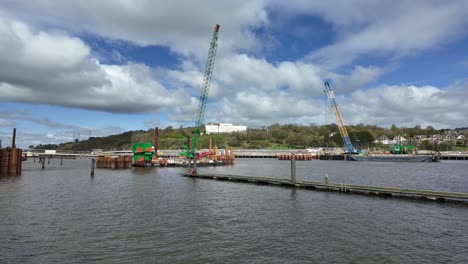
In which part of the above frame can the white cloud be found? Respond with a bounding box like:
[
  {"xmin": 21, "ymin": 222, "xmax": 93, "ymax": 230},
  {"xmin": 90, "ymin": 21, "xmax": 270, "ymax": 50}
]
[
  {"xmin": 338, "ymin": 82, "xmax": 468, "ymax": 129},
  {"xmin": 5, "ymin": 0, "xmax": 269, "ymax": 60},
  {"xmin": 0, "ymin": 17, "xmax": 106, "ymax": 91},
  {"xmin": 166, "ymin": 53, "xmax": 334, "ymax": 126},
  {"xmin": 301, "ymin": 0, "xmax": 468, "ymax": 68},
  {"xmin": 326, "ymin": 65, "xmax": 385, "ymax": 93},
  {"xmin": 0, "ymin": 16, "xmax": 195, "ymax": 114}
]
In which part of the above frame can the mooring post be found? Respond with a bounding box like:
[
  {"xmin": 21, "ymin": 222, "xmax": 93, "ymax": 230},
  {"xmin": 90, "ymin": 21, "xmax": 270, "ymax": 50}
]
[
  {"xmin": 291, "ymin": 154, "xmax": 296, "ymax": 184},
  {"xmin": 193, "ymin": 157, "xmax": 197, "ymax": 174},
  {"xmin": 12, "ymin": 128, "xmax": 16, "ymax": 148},
  {"xmin": 91, "ymin": 158, "xmax": 95, "ymax": 176},
  {"xmin": 60, "ymin": 157, "xmax": 63, "ymax": 166},
  {"xmin": 41, "ymin": 157, "xmax": 45, "ymax": 169}
]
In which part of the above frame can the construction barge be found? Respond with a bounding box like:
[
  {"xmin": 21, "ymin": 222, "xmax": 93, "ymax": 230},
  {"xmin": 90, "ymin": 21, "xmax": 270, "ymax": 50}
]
[
  {"xmin": 349, "ymin": 153, "xmax": 439, "ymax": 162},
  {"xmin": 318, "ymin": 153, "xmax": 439, "ymax": 162},
  {"xmin": 131, "ymin": 157, "xmax": 233, "ymax": 168}
]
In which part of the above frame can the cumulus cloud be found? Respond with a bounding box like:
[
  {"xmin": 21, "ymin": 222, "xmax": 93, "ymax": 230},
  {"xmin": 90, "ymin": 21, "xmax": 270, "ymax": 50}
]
[
  {"xmin": 0, "ymin": 16, "xmax": 196, "ymax": 114},
  {"xmin": 5, "ymin": 0, "xmax": 269, "ymax": 60},
  {"xmin": 0, "ymin": 17, "xmax": 107, "ymax": 91},
  {"xmin": 326, "ymin": 65, "xmax": 385, "ymax": 93},
  {"xmin": 338, "ymin": 81, "xmax": 468, "ymax": 129}
]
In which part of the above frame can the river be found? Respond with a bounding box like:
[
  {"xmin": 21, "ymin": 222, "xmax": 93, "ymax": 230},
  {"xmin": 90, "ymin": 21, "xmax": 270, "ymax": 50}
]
[{"xmin": 1, "ymin": 158, "xmax": 467, "ymax": 263}]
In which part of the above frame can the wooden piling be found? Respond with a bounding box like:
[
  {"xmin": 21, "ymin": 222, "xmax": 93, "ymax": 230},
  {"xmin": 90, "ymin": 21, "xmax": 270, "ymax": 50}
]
[
  {"xmin": 154, "ymin": 127, "xmax": 159, "ymax": 157},
  {"xmin": 193, "ymin": 157, "xmax": 197, "ymax": 173},
  {"xmin": 91, "ymin": 158, "xmax": 95, "ymax": 176},
  {"xmin": 11, "ymin": 128, "xmax": 16, "ymax": 148},
  {"xmin": 291, "ymin": 154, "xmax": 296, "ymax": 183},
  {"xmin": 209, "ymin": 137, "xmax": 212, "ymax": 159}
]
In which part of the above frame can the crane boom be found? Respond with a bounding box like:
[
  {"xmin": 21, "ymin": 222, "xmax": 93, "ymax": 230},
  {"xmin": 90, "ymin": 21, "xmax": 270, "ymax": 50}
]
[
  {"xmin": 188, "ymin": 24, "xmax": 220, "ymax": 159},
  {"xmin": 324, "ymin": 81, "xmax": 355, "ymax": 153}
]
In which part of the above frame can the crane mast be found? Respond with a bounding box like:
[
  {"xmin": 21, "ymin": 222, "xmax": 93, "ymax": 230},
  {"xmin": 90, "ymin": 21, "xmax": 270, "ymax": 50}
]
[
  {"xmin": 188, "ymin": 24, "xmax": 220, "ymax": 160},
  {"xmin": 324, "ymin": 81, "xmax": 355, "ymax": 153}
]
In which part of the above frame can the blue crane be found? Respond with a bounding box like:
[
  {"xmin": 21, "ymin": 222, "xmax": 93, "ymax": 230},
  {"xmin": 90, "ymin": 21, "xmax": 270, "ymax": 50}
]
[{"xmin": 324, "ymin": 81, "xmax": 356, "ymax": 154}]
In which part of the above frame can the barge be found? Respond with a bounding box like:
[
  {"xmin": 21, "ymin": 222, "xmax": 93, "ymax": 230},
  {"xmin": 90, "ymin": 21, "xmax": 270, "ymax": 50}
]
[{"xmin": 349, "ymin": 153, "xmax": 439, "ymax": 162}]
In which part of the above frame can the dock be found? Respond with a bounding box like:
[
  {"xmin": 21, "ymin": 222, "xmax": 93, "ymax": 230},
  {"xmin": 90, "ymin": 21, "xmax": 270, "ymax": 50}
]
[{"xmin": 182, "ymin": 173, "xmax": 468, "ymax": 204}]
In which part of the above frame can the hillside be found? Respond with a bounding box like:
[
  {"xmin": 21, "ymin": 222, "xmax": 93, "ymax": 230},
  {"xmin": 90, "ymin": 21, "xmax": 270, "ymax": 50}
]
[{"xmin": 31, "ymin": 124, "xmax": 467, "ymax": 151}]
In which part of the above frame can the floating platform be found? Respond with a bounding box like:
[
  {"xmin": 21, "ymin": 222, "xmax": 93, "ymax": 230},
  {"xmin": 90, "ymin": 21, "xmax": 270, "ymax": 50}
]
[
  {"xmin": 319, "ymin": 153, "xmax": 439, "ymax": 162},
  {"xmin": 182, "ymin": 173, "xmax": 468, "ymax": 204},
  {"xmin": 349, "ymin": 154, "xmax": 437, "ymax": 162}
]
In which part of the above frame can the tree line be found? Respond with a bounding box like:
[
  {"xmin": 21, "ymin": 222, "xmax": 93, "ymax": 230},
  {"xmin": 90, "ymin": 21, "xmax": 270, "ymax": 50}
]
[{"xmin": 31, "ymin": 123, "xmax": 468, "ymax": 151}]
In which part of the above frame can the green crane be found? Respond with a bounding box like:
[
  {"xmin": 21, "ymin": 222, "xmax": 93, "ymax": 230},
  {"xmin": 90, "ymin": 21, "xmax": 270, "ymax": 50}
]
[{"xmin": 183, "ymin": 24, "xmax": 220, "ymax": 171}]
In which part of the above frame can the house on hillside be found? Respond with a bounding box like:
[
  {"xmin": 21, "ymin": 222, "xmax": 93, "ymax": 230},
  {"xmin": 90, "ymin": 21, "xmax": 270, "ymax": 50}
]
[
  {"xmin": 443, "ymin": 132, "xmax": 457, "ymax": 141},
  {"xmin": 431, "ymin": 134, "xmax": 444, "ymax": 142},
  {"xmin": 413, "ymin": 135, "xmax": 428, "ymax": 144},
  {"xmin": 391, "ymin": 135, "xmax": 407, "ymax": 144},
  {"xmin": 373, "ymin": 135, "xmax": 390, "ymax": 145}
]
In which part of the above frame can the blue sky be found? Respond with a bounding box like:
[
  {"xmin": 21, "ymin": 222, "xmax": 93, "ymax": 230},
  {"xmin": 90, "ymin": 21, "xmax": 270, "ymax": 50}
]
[{"xmin": 0, "ymin": 0, "xmax": 467, "ymax": 148}]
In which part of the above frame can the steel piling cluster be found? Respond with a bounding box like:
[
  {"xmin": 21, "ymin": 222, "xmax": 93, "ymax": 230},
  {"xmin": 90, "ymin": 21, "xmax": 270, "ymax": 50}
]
[
  {"xmin": 218, "ymin": 148, "xmax": 235, "ymax": 164},
  {"xmin": 96, "ymin": 156, "xmax": 133, "ymax": 169},
  {"xmin": 0, "ymin": 129, "xmax": 23, "ymax": 176},
  {"xmin": 0, "ymin": 147, "xmax": 23, "ymax": 176},
  {"xmin": 277, "ymin": 154, "xmax": 314, "ymax": 160}
]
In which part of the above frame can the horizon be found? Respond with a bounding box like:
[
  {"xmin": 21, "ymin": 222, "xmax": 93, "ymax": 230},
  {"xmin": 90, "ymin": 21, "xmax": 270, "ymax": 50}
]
[{"xmin": 1, "ymin": 1, "xmax": 468, "ymax": 148}]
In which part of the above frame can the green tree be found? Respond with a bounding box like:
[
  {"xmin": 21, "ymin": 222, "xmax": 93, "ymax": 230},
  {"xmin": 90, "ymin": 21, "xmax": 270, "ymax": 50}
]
[
  {"xmin": 419, "ymin": 140, "xmax": 434, "ymax": 150},
  {"xmin": 286, "ymin": 132, "xmax": 307, "ymax": 148}
]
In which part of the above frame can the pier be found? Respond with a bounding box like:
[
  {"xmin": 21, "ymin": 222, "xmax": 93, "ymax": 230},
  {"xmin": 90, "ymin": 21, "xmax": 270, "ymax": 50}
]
[{"xmin": 182, "ymin": 173, "xmax": 468, "ymax": 204}]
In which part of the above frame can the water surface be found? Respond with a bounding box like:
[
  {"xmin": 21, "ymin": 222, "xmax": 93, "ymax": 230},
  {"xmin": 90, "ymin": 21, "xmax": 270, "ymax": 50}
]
[{"xmin": 1, "ymin": 159, "xmax": 467, "ymax": 263}]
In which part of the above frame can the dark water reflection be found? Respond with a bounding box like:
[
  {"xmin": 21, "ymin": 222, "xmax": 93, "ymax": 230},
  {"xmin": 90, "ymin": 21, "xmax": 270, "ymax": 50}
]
[{"xmin": 1, "ymin": 159, "xmax": 467, "ymax": 263}]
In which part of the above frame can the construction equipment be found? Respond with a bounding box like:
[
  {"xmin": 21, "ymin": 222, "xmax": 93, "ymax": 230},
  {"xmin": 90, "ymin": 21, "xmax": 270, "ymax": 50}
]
[
  {"xmin": 132, "ymin": 142, "xmax": 155, "ymax": 166},
  {"xmin": 391, "ymin": 142, "xmax": 417, "ymax": 154},
  {"xmin": 324, "ymin": 81, "xmax": 356, "ymax": 154},
  {"xmin": 181, "ymin": 24, "xmax": 220, "ymax": 170}
]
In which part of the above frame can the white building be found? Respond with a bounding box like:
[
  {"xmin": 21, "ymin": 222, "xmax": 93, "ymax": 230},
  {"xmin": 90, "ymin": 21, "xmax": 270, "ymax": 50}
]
[
  {"xmin": 374, "ymin": 135, "xmax": 390, "ymax": 145},
  {"xmin": 391, "ymin": 135, "xmax": 407, "ymax": 144},
  {"xmin": 205, "ymin": 123, "xmax": 247, "ymax": 134}
]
